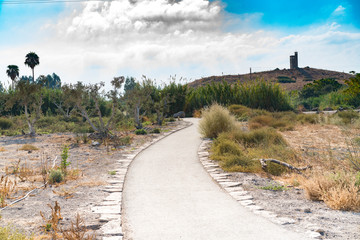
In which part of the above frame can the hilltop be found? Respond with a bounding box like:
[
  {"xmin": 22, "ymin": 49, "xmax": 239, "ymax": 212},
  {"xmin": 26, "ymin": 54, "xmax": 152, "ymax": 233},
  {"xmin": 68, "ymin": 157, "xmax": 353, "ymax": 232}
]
[{"xmin": 189, "ymin": 67, "xmax": 353, "ymax": 91}]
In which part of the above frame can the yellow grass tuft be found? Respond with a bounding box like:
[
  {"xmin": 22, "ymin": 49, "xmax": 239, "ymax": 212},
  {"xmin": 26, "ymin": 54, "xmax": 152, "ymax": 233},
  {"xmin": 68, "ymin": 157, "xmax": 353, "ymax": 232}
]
[{"xmin": 19, "ymin": 144, "xmax": 39, "ymax": 151}]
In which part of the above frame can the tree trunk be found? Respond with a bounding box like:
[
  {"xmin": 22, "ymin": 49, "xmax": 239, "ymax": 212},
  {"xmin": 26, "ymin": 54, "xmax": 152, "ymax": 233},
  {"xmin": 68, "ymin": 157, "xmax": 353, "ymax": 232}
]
[{"xmin": 24, "ymin": 105, "xmax": 36, "ymax": 136}]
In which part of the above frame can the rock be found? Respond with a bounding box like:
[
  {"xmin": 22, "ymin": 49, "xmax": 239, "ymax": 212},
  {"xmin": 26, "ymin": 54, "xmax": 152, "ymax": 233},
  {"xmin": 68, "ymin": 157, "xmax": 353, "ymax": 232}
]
[
  {"xmin": 315, "ymin": 229, "xmax": 325, "ymax": 236},
  {"xmin": 92, "ymin": 141, "xmax": 100, "ymax": 146},
  {"xmin": 173, "ymin": 111, "xmax": 185, "ymax": 118},
  {"xmin": 304, "ymin": 208, "xmax": 311, "ymax": 213}
]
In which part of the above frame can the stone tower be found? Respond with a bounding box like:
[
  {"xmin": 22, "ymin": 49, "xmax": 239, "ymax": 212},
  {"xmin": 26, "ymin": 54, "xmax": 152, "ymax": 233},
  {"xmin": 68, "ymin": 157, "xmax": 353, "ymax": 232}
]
[{"xmin": 290, "ymin": 52, "xmax": 298, "ymax": 69}]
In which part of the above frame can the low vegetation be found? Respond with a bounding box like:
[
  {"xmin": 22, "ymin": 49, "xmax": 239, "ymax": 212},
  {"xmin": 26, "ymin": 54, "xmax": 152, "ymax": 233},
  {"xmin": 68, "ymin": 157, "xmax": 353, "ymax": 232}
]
[{"xmin": 203, "ymin": 103, "xmax": 360, "ymax": 211}]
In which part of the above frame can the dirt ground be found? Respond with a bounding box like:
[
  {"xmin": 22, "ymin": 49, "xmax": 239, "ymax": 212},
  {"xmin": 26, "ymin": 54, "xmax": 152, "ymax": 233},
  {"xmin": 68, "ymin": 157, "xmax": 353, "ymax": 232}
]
[
  {"xmin": 1, "ymin": 121, "xmax": 359, "ymax": 239},
  {"xmin": 228, "ymin": 124, "xmax": 360, "ymax": 240},
  {"xmin": 0, "ymin": 121, "xmax": 182, "ymax": 238}
]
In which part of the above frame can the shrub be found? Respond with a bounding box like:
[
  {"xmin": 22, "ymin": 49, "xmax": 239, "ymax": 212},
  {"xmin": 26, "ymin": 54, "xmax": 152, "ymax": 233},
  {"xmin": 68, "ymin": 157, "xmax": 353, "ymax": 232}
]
[
  {"xmin": 337, "ymin": 111, "xmax": 359, "ymax": 124},
  {"xmin": 150, "ymin": 128, "xmax": 160, "ymax": 134},
  {"xmin": 19, "ymin": 144, "xmax": 39, "ymax": 151},
  {"xmin": 135, "ymin": 129, "xmax": 147, "ymax": 135},
  {"xmin": 297, "ymin": 114, "xmax": 318, "ymax": 124},
  {"xmin": 0, "ymin": 118, "xmax": 13, "ymax": 130},
  {"xmin": 199, "ymin": 103, "xmax": 237, "ymax": 138},
  {"xmin": 277, "ymin": 76, "xmax": 295, "ymax": 83},
  {"xmin": 0, "ymin": 225, "xmax": 32, "ymax": 240},
  {"xmin": 303, "ymin": 171, "xmax": 360, "ymax": 211},
  {"xmin": 49, "ymin": 169, "xmax": 64, "ymax": 184},
  {"xmin": 231, "ymin": 128, "xmax": 286, "ymax": 148}
]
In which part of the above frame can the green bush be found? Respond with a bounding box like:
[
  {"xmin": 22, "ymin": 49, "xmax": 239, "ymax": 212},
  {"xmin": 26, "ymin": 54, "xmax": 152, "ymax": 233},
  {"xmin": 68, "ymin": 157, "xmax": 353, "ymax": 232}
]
[
  {"xmin": 0, "ymin": 118, "xmax": 13, "ymax": 130},
  {"xmin": 231, "ymin": 128, "xmax": 286, "ymax": 148},
  {"xmin": 150, "ymin": 128, "xmax": 161, "ymax": 134},
  {"xmin": 337, "ymin": 111, "xmax": 359, "ymax": 124},
  {"xmin": 49, "ymin": 169, "xmax": 64, "ymax": 184},
  {"xmin": 135, "ymin": 129, "xmax": 147, "ymax": 135},
  {"xmin": 277, "ymin": 76, "xmax": 295, "ymax": 83},
  {"xmin": 199, "ymin": 103, "xmax": 237, "ymax": 138}
]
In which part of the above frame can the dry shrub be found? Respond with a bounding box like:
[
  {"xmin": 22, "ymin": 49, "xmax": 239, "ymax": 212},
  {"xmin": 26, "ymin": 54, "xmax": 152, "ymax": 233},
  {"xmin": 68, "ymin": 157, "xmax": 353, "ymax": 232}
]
[
  {"xmin": 61, "ymin": 213, "xmax": 96, "ymax": 240},
  {"xmin": 297, "ymin": 114, "xmax": 318, "ymax": 124},
  {"xmin": 19, "ymin": 144, "xmax": 39, "ymax": 151},
  {"xmin": 76, "ymin": 180, "xmax": 106, "ymax": 187},
  {"xmin": 40, "ymin": 201, "xmax": 62, "ymax": 237},
  {"xmin": 303, "ymin": 171, "xmax": 360, "ymax": 211},
  {"xmin": 0, "ymin": 147, "xmax": 5, "ymax": 152},
  {"xmin": 249, "ymin": 113, "xmax": 295, "ymax": 131},
  {"xmin": 193, "ymin": 109, "xmax": 202, "ymax": 118},
  {"xmin": 199, "ymin": 103, "xmax": 237, "ymax": 138},
  {"xmin": 0, "ymin": 176, "xmax": 17, "ymax": 207},
  {"xmin": 0, "ymin": 225, "xmax": 32, "ymax": 240}
]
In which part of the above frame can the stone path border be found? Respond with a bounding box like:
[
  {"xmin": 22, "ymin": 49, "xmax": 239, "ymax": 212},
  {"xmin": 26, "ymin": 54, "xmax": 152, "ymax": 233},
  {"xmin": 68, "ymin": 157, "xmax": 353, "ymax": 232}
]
[
  {"xmin": 197, "ymin": 139, "xmax": 323, "ymax": 240},
  {"xmin": 91, "ymin": 121, "xmax": 192, "ymax": 240}
]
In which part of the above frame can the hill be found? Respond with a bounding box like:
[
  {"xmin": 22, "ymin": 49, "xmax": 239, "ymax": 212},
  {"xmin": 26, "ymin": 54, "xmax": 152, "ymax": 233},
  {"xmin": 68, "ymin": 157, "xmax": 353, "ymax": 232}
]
[{"xmin": 189, "ymin": 67, "xmax": 353, "ymax": 91}]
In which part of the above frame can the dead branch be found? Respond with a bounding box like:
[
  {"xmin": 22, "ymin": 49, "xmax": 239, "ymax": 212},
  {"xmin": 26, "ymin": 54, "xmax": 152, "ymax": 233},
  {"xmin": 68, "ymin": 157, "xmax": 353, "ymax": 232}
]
[{"xmin": 259, "ymin": 158, "xmax": 312, "ymax": 174}]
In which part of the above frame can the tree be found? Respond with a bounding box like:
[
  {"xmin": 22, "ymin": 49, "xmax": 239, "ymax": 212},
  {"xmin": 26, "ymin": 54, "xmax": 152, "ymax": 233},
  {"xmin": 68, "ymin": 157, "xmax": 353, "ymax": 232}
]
[
  {"xmin": 124, "ymin": 77, "xmax": 154, "ymax": 129},
  {"xmin": 37, "ymin": 73, "xmax": 61, "ymax": 89},
  {"xmin": 345, "ymin": 73, "xmax": 360, "ymax": 107},
  {"xmin": 300, "ymin": 78, "xmax": 342, "ymax": 99},
  {"xmin": 6, "ymin": 65, "xmax": 19, "ymax": 90},
  {"xmin": 24, "ymin": 52, "xmax": 40, "ymax": 84},
  {"xmin": 62, "ymin": 77, "xmax": 124, "ymax": 137},
  {"xmin": 124, "ymin": 77, "xmax": 136, "ymax": 94},
  {"xmin": 20, "ymin": 75, "xmax": 34, "ymax": 83},
  {"xmin": 7, "ymin": 81, "xmax": 43, "ymax": 136}
]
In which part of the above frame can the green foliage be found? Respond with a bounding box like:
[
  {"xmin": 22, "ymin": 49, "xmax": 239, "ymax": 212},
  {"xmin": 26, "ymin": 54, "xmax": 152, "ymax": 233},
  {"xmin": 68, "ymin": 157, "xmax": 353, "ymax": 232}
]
[
  {"xmin": 337, "ymin": 110, "xmax": 359, "ymax": 124},
  {"xmin": 0, "ymin": 118, "xmax": 13, "ymax": 130},
  {"xmin": 260, "ymin": 184, "xmax": 288, "ymax": 191},
  {"xmin": 60, "ymin": 145, "xmax": 70, "ymax": 172},
  {"xmin": 199, "ymin": 103, "xmax": 237, "ymax": 138},
  {"xmin": 49, "ymin": 169, "xmax": 64, "ymax": 184},
  {"xmin": 0, "ymin": 225, "xmax": 32, "ymax": 240},
  {"xmin": 345, "ymin": 73, "xmax": 360, "ymax": 107},
  {"xmin": 186, "ymin": 80, "xmax": 292, "ymax": 113},
  {"xmin": 135, "ymin": 129, "xmax": 147, "ymax": 135},
  {"xmin": 300, "ymin": 78, "xmax": 342, "ymax": 99},
  {"xmin": 150, "ymin": 128, "xmax": 161, "ymax": 134},
  {"xmin": 226, "ymin": 128, "xmax": 286, "ymax": 148},
  {"xmin": 109, "ymin": 170, "xmax": 116, "ymax": 175},
  {"xmin": 277, "ymin": 76, "xmax": 295, "ymax": 83}
]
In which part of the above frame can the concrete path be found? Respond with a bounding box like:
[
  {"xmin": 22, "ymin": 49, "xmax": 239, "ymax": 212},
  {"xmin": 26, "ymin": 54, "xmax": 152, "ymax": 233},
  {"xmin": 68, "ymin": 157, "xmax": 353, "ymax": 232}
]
[{"xmin": 122, "ymin": 118, "xmax": 308, "ymax": 240}]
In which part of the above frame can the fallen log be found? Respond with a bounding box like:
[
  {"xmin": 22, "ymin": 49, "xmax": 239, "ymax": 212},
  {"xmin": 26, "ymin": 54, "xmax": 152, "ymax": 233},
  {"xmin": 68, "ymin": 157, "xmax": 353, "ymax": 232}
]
[{"xmin": 258, "ymin": 158, "xmax": 311, "ymax": 174}]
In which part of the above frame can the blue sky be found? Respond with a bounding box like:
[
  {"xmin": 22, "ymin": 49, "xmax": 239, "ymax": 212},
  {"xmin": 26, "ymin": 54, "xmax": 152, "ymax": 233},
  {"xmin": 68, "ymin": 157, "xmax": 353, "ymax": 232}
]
[{"xmin": 0, "ymin": 0, "xmax": 359, "ymax": 86}]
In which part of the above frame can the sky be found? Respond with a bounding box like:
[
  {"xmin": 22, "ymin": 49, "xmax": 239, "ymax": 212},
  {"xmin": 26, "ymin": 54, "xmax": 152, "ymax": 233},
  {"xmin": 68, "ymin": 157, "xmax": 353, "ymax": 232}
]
[{"xmin": 0, "ymin": 0, "xmax": 359, "ymax": 88}]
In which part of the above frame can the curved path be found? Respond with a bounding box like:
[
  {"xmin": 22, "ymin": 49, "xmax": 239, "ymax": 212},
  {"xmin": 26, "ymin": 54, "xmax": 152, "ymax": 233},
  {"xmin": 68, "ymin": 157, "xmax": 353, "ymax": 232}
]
[{"xmin": 122, "ymin": 118, "xmax": 308, "ymax": 240}]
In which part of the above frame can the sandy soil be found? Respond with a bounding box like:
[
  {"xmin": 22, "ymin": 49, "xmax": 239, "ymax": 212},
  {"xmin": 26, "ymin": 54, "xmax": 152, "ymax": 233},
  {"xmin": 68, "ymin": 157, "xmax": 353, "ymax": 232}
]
[{"xmin": 0, "ymin": 121, "xmax": 182, "ymax": 238}]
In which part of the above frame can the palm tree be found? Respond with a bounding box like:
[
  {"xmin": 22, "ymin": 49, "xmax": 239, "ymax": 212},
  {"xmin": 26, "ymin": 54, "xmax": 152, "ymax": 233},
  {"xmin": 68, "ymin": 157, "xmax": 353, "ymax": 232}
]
[
  {"xmin": 6, "ymin": 65, "xmax": 19, "ymax": 90},
  {"xmin": 24, "ymin": 52, "xmax": 40, "ymax": 83}
]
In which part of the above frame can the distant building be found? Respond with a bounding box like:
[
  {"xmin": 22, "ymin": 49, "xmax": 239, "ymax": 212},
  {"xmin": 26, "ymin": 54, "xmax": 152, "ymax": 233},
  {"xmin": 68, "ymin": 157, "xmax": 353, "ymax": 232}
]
[{"xmin": 290, "ymin": 52, "xmax": 298, "ymax": 69}]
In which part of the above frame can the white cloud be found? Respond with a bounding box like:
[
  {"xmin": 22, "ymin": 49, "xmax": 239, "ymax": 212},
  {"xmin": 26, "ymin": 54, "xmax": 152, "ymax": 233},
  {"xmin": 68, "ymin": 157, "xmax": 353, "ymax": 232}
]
[
  {"xmin": 334, "ymin": 5, "xmax": 346, "ymax": 14},
  {"xmin": 59, "ymin": 0, "xmax": 222, "ymax": 41},
  {"xmin": 1, "ymin": 0, "xmax": 360, "ymax": 88}
]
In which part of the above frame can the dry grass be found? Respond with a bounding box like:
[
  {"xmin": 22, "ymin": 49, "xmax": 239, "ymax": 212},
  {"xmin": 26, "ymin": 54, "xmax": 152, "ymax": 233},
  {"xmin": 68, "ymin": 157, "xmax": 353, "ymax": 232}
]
[
  {"xmin": 19, "ymin": 144, "xmax": 39, "ymax": 151},
  {"xmin": 193, "ymin": 109, "xmax": 202, "ymax": 118},
  {"xmin": 52, "ymin": 187, "xmax": 76, "ymax": 199},
  {"xmin": 0, "ymin": 225, "xmax": 33, "ymax": 240},
  {"xmin": 0, "ymin": 176, "xmax": 17, "ymax": 207},
  {"xmin": 61, "ymin": 213, "xmax": 96, "ymax": 240},
  {"xmin": 0, "ymin": 147, "xmax": 6, "ymax": 152},
  {"xmin": 303, "ymin": 171, "xmax": 360, "ymax": 211},
  {"xmin": 199, "ymin": 103, "xmax": 237, "ymax": 138},
  {"xmin": 75, "ymin": 180, "xmax": 106, "ymax": 188}
]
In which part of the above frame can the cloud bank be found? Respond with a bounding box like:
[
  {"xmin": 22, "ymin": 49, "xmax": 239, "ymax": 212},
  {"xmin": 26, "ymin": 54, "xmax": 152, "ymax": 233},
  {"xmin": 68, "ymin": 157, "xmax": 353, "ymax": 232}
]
[{"xmin": 1, "ymin": 1, "xmax": 360, "ymax": 87}]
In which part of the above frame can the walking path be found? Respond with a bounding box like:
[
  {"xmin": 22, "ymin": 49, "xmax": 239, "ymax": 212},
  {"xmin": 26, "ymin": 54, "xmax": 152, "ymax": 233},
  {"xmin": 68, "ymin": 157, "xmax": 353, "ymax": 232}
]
[{"xmin": 122, "ymin": 118, "xmax": 309, "ymax": 240}]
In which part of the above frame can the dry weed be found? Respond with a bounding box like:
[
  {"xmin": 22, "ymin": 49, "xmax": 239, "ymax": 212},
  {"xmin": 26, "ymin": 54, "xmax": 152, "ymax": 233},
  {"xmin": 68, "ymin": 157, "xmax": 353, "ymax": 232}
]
[
  {"xmin": 0, "ymin": 147, "xmax": 6, "ymax": 152},
  {"xmin": 61, "ymin": 213, "xmax": 96, "ymax": 240},
  {"xmin": 76, "ymin": 180, "xmax": 106, "ymax": 188},
  {"xmin": 303, "ymin": 171, "xmax": 360, "ymax": 211},
  {"xmin": 0, "ymin": 176, "xmax": 17, "ymax": 207},
  {"xmin": 52, "ymin": 187, "xmax": 76, "ymax": 199},
  {"xmin": 40, "ymin": 201, "xmax": 62, "ymax": 234}
]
